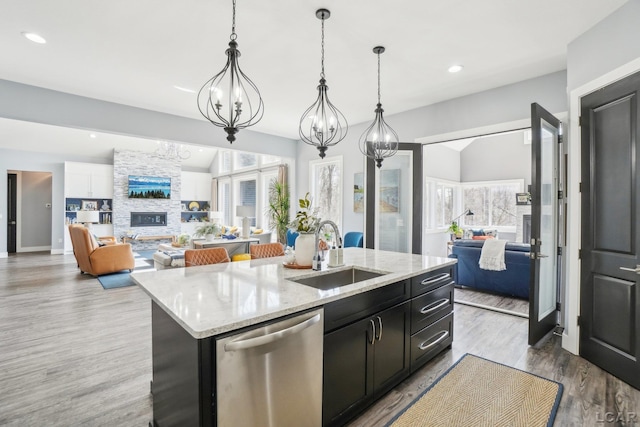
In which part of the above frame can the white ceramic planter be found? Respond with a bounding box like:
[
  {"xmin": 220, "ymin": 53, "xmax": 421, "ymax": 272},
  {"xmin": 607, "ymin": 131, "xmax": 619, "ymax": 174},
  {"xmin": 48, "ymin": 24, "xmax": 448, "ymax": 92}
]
[{"xmin": 294, "ymin": 233, "xmax": 315, "ymax": 266}]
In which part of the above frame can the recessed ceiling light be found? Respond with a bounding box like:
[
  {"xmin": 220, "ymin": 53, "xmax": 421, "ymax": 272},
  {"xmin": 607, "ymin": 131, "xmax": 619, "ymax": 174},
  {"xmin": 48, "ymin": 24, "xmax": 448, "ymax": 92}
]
[
  {"xmin": 448, "ymin": 64, "xmax": 464, "ymax": 73},
  {"xmin": 174, "ymin": 85, "xmax": 196, "ymax": 94},
  {"xmin": 21, "ymin": 32, "xmax": 46, "ymax": 44},
  {"xmin": 89, "ymin": 133, "xmax": 97, "ymax": 139}
]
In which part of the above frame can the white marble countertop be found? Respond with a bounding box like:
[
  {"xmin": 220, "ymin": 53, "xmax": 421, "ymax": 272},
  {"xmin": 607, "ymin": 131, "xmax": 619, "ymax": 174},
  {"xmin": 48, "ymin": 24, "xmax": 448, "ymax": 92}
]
[{"xmin": 132, "ymin": 248, "xmax": 456, "ymax": 339}]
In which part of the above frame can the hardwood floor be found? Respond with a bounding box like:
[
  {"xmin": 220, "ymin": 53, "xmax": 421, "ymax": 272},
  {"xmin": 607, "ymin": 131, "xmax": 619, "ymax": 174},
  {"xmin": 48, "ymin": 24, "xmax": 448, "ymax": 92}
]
[{"xmin": 1, "ymin": 252, "xmax": 638, "ymax": 426}]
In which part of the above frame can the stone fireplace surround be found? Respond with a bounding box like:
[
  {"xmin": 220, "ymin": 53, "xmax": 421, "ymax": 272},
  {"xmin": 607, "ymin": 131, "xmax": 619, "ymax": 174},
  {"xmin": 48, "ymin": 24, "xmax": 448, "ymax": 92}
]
[{"xmin": 113, "ymin": 150, "xmax": 182, "ymax": 250}]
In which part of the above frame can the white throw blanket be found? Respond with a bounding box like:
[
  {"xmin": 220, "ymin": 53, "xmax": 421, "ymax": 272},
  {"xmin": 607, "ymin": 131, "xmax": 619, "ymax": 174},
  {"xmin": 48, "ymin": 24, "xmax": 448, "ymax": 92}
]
[{"xmin": 479, "ymin": 239, "xmax": 507, "ymax": 271}]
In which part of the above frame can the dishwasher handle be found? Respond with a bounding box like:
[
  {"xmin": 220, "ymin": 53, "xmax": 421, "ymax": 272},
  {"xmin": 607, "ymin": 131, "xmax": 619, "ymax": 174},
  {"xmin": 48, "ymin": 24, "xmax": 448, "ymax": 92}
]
[{"xmin": 224, "ymin": 313, "xmax": 321, "ymax": 351}]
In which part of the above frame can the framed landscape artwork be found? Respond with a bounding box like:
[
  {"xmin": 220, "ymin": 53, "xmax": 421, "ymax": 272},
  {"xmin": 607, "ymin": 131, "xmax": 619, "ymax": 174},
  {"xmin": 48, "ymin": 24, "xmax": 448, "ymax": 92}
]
[
  {"xmin": 354, "ymin": 172, "xmax": 364, "ymax": 213},
  {"xmin": 379, "ymin": 169, "xmax": 399, "ymax": 213}
]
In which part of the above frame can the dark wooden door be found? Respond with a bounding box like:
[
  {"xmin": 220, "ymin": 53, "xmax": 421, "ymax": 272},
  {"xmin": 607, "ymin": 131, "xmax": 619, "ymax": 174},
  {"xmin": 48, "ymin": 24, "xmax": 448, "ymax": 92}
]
[
  {"xmin": 372, "ymin": 301, "xmax": 410, "ymax": 395},
  {"xmin": 323, "ymin": 316, "xmax": 374, "ymax": 426},
  {"xmin": 529, "ymin": 104, "xmax": 562, "ymax": 345},
  {"xmin": 7, "ymin": 173, "xmax": 17, "ymax": 253},
  {"xmin": 580, "ymin": 70, "xmax": 640, "ymax": 390}
]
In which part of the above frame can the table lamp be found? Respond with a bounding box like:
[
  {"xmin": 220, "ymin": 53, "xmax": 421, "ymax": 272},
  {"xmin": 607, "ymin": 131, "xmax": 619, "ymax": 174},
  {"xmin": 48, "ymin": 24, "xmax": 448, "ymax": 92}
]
[
  {"xmin": 236, "ymin": 205, "xmax": 255, "ymax": 239},
  {"xmin": 76, "ymin": 210, "xmax": 100, "ymax": 230}
]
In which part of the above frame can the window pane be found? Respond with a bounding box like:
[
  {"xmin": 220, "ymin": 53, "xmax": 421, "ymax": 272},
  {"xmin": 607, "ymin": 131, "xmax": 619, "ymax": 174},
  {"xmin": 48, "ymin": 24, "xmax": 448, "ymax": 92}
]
[
  {"xmin": 491, "ymin": 184, "xmax": 518, "ymax": 226},
  {"xmin": 239, "ymin": 179, "xmax": 257, "ymax": 226},
  {"xmin": 311, "ymin": 160, "xmax": 342, "ymax": 227},
  {"xmin": 219, "ymin": 181, "xmax": 231, "ymax": 225},
  {"xmin": 235, "ymin": 152, "xmax": 257, "ymax": 169},
  {"xmin": 261, "ymin": 154, "xmax": 280, "ymax": 165},
  {"xmin": 219, "ymin": 151, "xmax": 231, "ymax": 174},
  {"xmin": 464, "ymin": 186, "xmax": 489, "ymax": 226}
]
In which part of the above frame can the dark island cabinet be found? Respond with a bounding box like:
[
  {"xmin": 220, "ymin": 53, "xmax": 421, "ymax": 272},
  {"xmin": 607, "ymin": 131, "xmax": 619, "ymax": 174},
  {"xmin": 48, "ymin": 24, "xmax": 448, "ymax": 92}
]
[
  {"xmin": 322, "ymin": 266, "xmax": 455, "ymax": 427},
  {"xmin": 323, "ymin": 300, "xmax": 410, "ymax": 427}
]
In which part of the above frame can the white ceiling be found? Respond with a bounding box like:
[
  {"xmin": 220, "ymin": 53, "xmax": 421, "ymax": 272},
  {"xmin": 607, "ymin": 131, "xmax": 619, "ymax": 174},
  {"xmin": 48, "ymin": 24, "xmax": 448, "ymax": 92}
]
[{"xmin": 0, "ymin": 0, "xmax": 628, "ymax": 160}]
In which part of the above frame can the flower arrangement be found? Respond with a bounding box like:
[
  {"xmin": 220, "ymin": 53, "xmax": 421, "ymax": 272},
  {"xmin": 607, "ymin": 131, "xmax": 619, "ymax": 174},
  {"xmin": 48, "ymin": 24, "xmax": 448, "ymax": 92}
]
[{"xmin": 288, "ymin": 192, "xmax": 320, "ymax": 233}]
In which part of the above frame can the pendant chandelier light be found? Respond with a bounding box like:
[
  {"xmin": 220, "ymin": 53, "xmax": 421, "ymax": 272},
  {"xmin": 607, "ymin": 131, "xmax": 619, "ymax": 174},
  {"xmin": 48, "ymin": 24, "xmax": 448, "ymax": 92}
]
[
  {"xmin": 197, "ymin": 0, "xmax": 264, "ymax": 144},
  {"xmin": 299, "ymin": 9, "xmax": 348, "ymax": 159},
  {"xmin": 359, "ymin": 46, "xmax": 398, "ymax": 168}
]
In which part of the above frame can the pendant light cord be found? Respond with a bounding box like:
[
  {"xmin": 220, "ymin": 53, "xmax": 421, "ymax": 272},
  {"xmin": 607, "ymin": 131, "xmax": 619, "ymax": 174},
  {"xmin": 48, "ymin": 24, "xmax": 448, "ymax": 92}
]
[
  {"xmin": 377, "ymin": 52, "xmax": 381, "ymax": 104},
  {"xmin": 230, "ymin": 0, "xmax": 237, "ymax": 40},
  {"xmin": 320, "ymin": 15, "xmax": 325, "ymax": 79}
]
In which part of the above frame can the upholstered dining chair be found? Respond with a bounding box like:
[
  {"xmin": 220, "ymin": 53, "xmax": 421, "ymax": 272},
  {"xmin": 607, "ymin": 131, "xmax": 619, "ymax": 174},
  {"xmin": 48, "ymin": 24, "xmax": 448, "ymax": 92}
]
[
  {"xmin": 343, "ymin": 231, "xmax": 364, "ymax": 248},
  {"xmin": 184, "ymin": 247, "xmax": 230, "ymax": 267},
  {"xmin": 250, "ymin": 243, "xmax": 285, "ymax": 259}
]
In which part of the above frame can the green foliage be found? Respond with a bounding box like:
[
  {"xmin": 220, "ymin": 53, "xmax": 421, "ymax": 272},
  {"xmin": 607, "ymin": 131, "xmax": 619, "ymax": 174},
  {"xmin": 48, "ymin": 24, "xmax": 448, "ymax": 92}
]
[
  {"xmin": 193, "ymin": 222, "xmax": 220, "ymax": 238},
  {"xmin": 267, "ymin": 179, "xmax": 290, "ymax": 245},
  {"xmin": 288, "ymin": 192, "xmax": 320, "ymax": 233}
]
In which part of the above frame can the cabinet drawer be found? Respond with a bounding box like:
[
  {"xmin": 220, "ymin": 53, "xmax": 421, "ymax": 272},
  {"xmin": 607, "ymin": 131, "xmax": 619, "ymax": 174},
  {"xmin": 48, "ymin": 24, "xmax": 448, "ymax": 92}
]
[
  {"xmin": 410, "ymin": 283, "xmax": 454, "ymax": 335},
  {"xmin": 411, "ymin": 265, "xmax": 454, "ymax": 297},
  {"xmin": 324, "ymin": 280, "xmax": 410, "ymax": 333},
  {"xmin": 410, "ymin": 312, "xmax": 453, "ymax": 372}
]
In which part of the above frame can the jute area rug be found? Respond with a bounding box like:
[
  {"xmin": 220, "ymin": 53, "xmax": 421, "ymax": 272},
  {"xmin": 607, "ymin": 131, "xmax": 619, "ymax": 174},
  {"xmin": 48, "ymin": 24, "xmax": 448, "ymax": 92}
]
[{"xmin": 387, "ymin": 354, "xmax": 563, "ymax": 427}]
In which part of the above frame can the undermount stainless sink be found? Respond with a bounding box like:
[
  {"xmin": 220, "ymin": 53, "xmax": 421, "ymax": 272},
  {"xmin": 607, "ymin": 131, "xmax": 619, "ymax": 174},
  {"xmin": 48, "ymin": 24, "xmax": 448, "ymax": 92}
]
[{"xmin": 291, "ymin": 267, "xmax": 388, "ymax": 290}]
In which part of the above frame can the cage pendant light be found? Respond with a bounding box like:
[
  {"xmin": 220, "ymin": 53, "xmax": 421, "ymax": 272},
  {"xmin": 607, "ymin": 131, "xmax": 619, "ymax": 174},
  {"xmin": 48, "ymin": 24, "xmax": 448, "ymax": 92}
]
[
  {"xmin": 359, "ymin": 46, "xmax": 398, "ymax": 168},
  {"xmin": 197, "ymin": 0, "xmax": 264, "ymax": 144},
  {"xmin": 299, "ymin": 9, "xmax": 348, "ymax": 159}
]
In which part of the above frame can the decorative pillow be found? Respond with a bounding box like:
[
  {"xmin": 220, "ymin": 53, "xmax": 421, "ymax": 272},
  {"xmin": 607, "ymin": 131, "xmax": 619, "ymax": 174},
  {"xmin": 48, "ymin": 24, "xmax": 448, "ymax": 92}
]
[
  {"xmin": 252, "ymin": 228, "xmax": 263, "ymax": 234},
  {"xmin": 484, "ymin": 229, "xmax": 498, "ymax": 238},
  {"xmin": 472, "ymin": 235, "xmax": 495, "ymax": 240},
  {"xmin": 471, "ymin": 229, "xmax": 486, "ymax": 236},
  {"xmin": 92, "ymin": 234, "xmax": 106, "ymax": 247}
]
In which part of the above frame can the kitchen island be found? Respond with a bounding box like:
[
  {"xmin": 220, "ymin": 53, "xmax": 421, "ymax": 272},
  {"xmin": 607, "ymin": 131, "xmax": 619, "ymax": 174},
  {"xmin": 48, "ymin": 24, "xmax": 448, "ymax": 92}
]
[{"xmin": 133, "ymin": 248, "xmax": 456, "ymax": 427}]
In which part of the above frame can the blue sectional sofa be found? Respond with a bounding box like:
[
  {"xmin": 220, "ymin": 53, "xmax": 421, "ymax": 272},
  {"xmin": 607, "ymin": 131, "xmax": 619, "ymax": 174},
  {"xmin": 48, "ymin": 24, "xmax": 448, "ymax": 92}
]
[{"xmin": 448, "ymin": 239, "xmax": 531, "ymax": 299}]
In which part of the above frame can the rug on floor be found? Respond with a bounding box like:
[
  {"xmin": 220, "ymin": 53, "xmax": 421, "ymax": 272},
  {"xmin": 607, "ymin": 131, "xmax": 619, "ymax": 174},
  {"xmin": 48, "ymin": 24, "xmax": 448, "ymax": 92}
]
[
  {"xmin": 387, "ymin": 353, "xmax": 563, "ymax": 427},
  {"xmin": 97, "ymin": 251, "xmax": 155, "ymax": 289}
]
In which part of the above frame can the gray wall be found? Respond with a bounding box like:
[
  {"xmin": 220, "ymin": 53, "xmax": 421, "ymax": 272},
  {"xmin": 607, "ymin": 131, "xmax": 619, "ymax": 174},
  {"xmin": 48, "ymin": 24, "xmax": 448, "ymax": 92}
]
[
  {"xmin": 20, "ymin": 171, "xmax": 53, "ymax": 249},
  {"xmin": 424, "ymin": 144, "xmax": 460, "ymax": 181},
  {"xmin": 0, "ymin": 79, "xmax": 298, "ymax": 157},
  {"xmin": 296, "ymin": 71, "xmax": 568, "ymax": 237},
  {"xmin": 567, "ymin": 0, "xmax": 640, "ymax": 91},
  {"xmin": 460, "ymin": 132, "xmax": 531, "ymax": 187}
]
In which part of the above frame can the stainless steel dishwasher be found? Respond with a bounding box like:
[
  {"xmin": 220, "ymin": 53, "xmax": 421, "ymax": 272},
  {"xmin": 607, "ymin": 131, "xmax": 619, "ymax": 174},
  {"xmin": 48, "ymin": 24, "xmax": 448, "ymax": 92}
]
[{"xmin": 216, "ymin": 308, "xmax": 324, "ymax": 427}]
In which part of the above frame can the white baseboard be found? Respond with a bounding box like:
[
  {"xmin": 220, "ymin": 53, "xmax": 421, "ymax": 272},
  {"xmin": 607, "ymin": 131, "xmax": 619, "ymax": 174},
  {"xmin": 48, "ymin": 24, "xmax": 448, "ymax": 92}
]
[
  {"xmin": 50, "ymin": 249, "xmax": 65, "ymax": 255},
  {"xmin": 17, "ymin": 246, "xmax": 52, "ymax": 253},
  {"xmin": 0, "ymin": 252, "xmax": 7, "ymax": 258}
]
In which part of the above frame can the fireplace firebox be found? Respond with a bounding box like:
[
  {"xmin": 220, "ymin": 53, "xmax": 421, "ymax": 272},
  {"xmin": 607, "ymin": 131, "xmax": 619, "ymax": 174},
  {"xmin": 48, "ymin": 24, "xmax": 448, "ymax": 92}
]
[{"xmin": 131, "ymin": 212, "xmax": 167, "ymax": 227}]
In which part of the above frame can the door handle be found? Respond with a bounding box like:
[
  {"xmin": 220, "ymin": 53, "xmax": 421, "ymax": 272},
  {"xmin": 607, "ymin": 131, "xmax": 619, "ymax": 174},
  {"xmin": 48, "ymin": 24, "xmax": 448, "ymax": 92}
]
[
  {"xmin": 376, "ymin": 316, "xmax": 383, "ymax": 342},
  {"xmin": 369, "ymin": 319, "xmax": 376, "ymax": 345},
  {"xmin": 529, "ymin": 252, "xmax": 549, "ymax": 259},
  {"xmin": 620, "ymin": 265, "xmax": 640, "ymax": 274}
]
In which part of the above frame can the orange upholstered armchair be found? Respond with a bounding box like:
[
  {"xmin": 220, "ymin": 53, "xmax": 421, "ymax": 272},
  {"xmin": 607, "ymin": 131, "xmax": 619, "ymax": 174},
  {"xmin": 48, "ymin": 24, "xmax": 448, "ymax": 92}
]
[
  {"xmin": 184, "ymin": 247, "xmax": 231, "ymax": 267},
  {"xmin": 250, "ymin": 243, "xmax": 285, "ymax": 259},
  {"xmin": 68, "ymin": 224, "xmax": 135, "ymax": 276}
]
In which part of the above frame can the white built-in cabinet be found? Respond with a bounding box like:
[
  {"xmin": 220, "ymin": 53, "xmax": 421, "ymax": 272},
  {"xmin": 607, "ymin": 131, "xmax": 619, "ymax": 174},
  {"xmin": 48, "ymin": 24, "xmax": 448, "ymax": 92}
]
[
  {"xmin": 63, "ymin": 162, "xmax": 114, "ymax": 253},
  {"xmin": 65, "ymin": 162, "xmax": 114, "ymax": 199},
  {"xmin": 180, "ymin": 171, "xmax": 212, "ymax": 201}
]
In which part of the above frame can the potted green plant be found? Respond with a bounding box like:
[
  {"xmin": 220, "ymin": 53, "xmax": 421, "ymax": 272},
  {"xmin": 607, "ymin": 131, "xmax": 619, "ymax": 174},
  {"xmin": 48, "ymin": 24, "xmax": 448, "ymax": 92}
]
[
  {"xmin": 267, "ymin": 179, "xmax": 290, "ymax": 246},
  {"xmin": 288, "ymin": 193, "xmax": 320, "ymax": 266},
  {"xmin": 194, "ymin": 222, "xmax": 221, "ymax": 241},
  {"xmin": 288, "ymin": 192, "xmax": 320, "ymax": 233},
  {"xmin": 447, "ymin": 221, "xmax": 464, "ymax": 240}
]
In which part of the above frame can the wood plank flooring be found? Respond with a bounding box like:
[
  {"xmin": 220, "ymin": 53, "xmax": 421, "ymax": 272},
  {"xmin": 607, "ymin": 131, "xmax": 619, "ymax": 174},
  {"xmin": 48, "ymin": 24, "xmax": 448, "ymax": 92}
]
[{"xmin": 1, "ymin": 252, "xmax": 638, "ymax": 426}]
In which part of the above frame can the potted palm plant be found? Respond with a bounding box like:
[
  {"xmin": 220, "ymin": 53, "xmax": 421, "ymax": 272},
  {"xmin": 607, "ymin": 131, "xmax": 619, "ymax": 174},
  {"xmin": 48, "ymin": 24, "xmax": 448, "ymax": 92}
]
[{"xmin": 267, "ymin": 179, "xmax": 290, "ymax": 246}]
